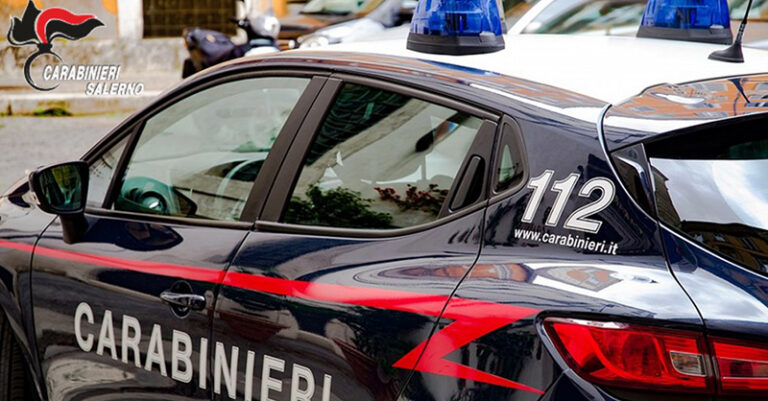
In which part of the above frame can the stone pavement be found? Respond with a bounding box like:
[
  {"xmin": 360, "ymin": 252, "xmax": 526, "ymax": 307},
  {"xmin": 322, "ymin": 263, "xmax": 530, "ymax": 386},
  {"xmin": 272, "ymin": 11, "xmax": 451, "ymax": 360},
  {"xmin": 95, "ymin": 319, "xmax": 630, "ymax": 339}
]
[{"xmin": 0, "ymin": 114, "xmax": 128, "ymax": 192}]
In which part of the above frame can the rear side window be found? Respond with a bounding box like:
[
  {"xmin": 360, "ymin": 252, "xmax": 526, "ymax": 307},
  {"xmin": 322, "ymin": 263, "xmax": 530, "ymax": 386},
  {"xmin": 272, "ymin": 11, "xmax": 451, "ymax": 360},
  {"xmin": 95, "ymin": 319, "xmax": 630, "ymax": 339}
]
[
  {"xmin": 648, "ymin": 120, "xmax": 768, "ymax": 274},
  {"xmin": 282, "ymin": 83, "xmax": 484, "ymax": 230},
  {"xmin": 494, "ymin": 120, "xmax": 525, "ymax": 193}
]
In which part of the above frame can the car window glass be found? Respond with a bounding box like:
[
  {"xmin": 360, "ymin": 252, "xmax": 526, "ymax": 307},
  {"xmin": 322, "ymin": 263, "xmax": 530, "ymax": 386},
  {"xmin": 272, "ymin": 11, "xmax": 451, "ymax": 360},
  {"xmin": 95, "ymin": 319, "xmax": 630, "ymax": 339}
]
[
  {"xmin": 649, "ymin": 123, "xmax": 768, "ymax": 275},
  {"xmin": 115, "ymin": 77, "xmax": 309, "ymax": 221},
  {"xmin": 88, "ymin": 136, "xmax": 128, "ymax": 207},
  {"xmin": 730, "ymin": 0, "xmax": 768, "ymax": 20},
  {"xmin": 282, "ymin": 83, "xmax": 483, "ymax": 230},
  {"xmin": 495, "ymin": 123, "xmax": 524, "ymax": 193},
  {"xmin": 527, "ymin": 0, "xmax": 646, "ymax": 34},
  {"xmin": 301, "ymin": 0, "xmax": 377, "ymax": 15}
]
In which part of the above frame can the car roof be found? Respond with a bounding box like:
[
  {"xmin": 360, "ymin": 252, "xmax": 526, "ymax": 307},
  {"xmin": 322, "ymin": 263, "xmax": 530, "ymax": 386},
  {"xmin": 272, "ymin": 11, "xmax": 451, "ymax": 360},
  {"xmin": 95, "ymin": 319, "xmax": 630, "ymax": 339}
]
[
  {"xmin": 205, "ymin": 33, "xmax": 767, "ymax": 151},
  {"xmin": 603, "ymin": 73, "xmax": 768, "ymax": 150},
  {"xmin": 214, "ymin": 46, "xmax": 608, "ymax": 123},
  {"xmin": 322, "ymin": 34, "xmax": 768, "ymax": 104}
]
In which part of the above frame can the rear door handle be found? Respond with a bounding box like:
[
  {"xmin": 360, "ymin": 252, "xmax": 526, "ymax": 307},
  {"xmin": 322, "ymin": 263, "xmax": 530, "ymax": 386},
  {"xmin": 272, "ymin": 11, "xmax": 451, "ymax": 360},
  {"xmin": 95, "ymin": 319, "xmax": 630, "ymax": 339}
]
[{"xmin": 160, "ymin": 290, "xmax": 206, "ymax": 311}]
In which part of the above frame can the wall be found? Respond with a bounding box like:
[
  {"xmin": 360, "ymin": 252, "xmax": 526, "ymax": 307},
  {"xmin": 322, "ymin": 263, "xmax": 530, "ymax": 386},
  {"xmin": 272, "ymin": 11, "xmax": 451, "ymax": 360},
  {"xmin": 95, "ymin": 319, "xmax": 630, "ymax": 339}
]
[{"xmin": 1, "ymin": 0, "xmax": 119, "ymax": 40}]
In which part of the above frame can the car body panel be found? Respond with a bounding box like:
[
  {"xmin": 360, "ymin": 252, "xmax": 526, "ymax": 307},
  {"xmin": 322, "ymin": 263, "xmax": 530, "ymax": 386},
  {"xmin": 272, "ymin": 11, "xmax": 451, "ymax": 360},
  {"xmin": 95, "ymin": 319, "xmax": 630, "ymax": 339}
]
[
  {"xmin": 663, "ymin": 227, "xmax": 768, "ymax": 340},
  {"xmin": 0, "ymin": 184, "xmax": 54, "ymax": 398},
  {"xmin": 398, "ymin": 94, "xmax": 705, "ymax": 401},
  {"xmin": 30, "ymin": 214, "xmax": 247, "ymax": 400},
  {"xmin": 506, "ymin": 0, "xmax": 768, "ymax": 50},
  {"xmin": 212, "ymin": 207, "xmax": 486, "ymax": 401},
  {"xmin": 603, "ymin": 74, "xmax": 768, "ymax": 150},
  {"xmin": 214, "ymin": 50, "xmax": 607, "ymax": 123},
  {"xmin": 323, "ymin": 35, "xmax": 768, "ymax": 104}
]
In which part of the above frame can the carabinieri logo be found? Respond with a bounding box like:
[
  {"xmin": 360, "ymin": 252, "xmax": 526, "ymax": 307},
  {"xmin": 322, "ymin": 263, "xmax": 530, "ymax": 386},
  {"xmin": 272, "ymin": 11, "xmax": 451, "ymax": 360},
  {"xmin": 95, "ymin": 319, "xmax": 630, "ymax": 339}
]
[{"xmin": 7, "ymin": 0, "xmax": 103, "ymax": 91}]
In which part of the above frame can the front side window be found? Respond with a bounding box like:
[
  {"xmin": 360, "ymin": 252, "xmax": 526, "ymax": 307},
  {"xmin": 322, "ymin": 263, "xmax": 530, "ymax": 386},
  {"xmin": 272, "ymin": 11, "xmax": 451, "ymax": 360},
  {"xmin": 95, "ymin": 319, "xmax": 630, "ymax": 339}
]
[
  {"xmin": 115, "ymin": 77, "xmax": 309, "ymax": 221},
  {"xmin": 282, "ymin": 83, "xmax": 483, "ymax": 230},
  {"xmin": 649, "ymin": 121, "xmax": 768, "ymax": 275},
  {"xmin": 88, "ymin": 136, "xmax": 128, "ymax": 207}
]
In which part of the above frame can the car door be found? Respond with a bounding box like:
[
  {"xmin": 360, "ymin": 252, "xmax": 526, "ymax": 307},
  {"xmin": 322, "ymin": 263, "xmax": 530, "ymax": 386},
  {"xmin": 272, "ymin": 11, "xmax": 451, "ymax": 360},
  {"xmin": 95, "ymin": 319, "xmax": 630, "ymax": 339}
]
[
  {"xmin": 30, "ymin": 72, "xmax": 327, "ymax": 400},
  {"xmin": 209, "ymin": 75, "xmax": 499, "ymax": 401}
]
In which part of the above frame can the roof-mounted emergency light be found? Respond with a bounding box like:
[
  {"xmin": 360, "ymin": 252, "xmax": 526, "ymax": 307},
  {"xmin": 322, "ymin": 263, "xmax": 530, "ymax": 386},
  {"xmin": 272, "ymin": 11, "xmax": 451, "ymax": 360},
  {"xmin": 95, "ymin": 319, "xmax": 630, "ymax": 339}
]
[
  {"xmin": 637, "ymin": 0, "xmax": 733, "ymax": 45},
  {"xmin": 407, "ymin": 0, "xmax": 505, "ymax": 55}
]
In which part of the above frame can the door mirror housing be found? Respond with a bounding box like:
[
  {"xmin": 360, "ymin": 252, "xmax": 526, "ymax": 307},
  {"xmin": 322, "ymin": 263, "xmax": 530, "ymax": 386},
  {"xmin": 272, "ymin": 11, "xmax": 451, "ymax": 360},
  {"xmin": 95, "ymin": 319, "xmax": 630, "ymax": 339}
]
[{"xmin": 29, "ymin": 161, "xmax": 89, "ymax": 215}]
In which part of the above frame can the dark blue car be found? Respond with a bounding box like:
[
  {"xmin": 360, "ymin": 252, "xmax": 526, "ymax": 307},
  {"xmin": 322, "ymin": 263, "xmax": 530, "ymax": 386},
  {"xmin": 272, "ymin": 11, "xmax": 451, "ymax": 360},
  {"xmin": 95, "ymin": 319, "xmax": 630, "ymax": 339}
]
[{"xmin": 1, "ymin": 44, "xmax": 768, "ymax": 401}]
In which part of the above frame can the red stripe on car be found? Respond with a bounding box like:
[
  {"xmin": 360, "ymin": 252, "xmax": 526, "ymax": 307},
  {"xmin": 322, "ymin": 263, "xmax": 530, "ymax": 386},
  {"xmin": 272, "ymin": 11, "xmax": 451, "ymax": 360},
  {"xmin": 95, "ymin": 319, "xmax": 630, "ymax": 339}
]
[{"xmin": 0, "ymin": 239, "xmax": 542, "ymax": 394}]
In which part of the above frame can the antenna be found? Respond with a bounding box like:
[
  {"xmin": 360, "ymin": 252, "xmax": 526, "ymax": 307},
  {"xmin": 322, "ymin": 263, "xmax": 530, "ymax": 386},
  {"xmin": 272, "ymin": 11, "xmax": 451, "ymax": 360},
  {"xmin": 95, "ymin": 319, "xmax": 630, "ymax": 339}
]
[{"xmin": 709, "ymin": 0, "xmax": 755, "ymax": 63}]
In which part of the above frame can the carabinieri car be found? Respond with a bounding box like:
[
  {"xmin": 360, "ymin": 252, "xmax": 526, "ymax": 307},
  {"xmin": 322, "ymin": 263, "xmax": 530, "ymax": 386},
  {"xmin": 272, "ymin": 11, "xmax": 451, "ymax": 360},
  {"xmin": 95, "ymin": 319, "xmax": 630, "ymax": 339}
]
[{"xmin": 2, "ymin": 27, "xmax": 768, "ymax": 401}]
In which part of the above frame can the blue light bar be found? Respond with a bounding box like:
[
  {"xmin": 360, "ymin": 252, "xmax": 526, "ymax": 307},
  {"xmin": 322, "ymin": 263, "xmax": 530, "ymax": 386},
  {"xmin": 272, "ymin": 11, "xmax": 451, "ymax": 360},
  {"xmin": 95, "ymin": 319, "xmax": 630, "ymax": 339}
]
[
  {"xmin": 407, "ymin": 0, "xmax": 505, "ymax": 55},
  {"xmin": 637, "ymin": 0, "xmax": 733, "ymax": 44}
]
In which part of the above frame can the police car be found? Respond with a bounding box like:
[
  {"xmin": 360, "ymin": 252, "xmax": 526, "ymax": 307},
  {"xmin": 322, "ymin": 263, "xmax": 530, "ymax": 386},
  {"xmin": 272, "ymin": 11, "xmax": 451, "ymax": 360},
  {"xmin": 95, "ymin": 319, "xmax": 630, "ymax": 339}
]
[{"xmin": 2, "ymin": 0, "xmax": 768, "ymax": 399}]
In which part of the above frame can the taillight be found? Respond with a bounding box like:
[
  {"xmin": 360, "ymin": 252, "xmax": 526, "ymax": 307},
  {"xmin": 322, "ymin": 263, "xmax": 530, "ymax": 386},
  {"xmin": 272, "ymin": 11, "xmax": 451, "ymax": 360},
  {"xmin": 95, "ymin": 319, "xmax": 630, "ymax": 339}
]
[
  {"xmin": 712, "ymin": 337, "xmax": 768, "ymax": 393},
  {"xmin": 544, "ymin": 318, "xmax": 713, "ymax": 393},
  {"xmin": 544, "ymin": 318, "xmax": 768, "ymax": 396}
]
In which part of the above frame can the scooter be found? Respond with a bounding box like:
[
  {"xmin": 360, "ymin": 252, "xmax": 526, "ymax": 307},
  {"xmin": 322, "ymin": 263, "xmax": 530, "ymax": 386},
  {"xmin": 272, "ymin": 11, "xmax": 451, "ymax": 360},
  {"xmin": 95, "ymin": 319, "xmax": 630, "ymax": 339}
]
[{"xmin": 182, "ymin": 12, "xmax": 281, "ymax": 78}]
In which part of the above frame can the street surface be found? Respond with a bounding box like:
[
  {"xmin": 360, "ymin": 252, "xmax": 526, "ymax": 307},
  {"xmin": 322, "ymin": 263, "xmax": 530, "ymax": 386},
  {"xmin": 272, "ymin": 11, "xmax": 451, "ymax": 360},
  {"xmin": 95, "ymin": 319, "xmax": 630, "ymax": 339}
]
[{"xmin": 0, "ymin": 114, "xmax": 128, "ymax": 193}]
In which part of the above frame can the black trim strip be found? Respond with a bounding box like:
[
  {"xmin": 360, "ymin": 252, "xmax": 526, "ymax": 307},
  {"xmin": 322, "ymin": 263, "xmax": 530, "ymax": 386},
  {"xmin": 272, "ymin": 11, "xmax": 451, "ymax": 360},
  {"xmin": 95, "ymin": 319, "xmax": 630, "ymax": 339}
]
[
  {"xmin": 255, "ymin": 201, "xmax": 487, "ymax": 238},
  {"xmin": 84, "ymin": 207, "xmax": 254, "ymax": 230},
  {"xmin": 101, "ymin": 122, "xmax": 141, "ymax": 209},
  {"xmin": 332, "ymin": 73, "xmax": 498, "ymax": 121},
  {"xmin": 240, "ymin": 76, "xmax": 328, "ymax": 221},
  {"xmin": 259, "ymin": 78, "xmax": 344, "ymax": 222}
]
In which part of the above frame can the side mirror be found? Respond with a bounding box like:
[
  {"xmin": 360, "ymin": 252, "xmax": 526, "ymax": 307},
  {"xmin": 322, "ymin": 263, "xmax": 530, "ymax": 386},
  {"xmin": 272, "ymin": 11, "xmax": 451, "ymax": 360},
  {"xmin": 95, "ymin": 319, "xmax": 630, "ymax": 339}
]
[{"xmin": 29, "ymin": 161, "xmax": 89, "ymax": 215}]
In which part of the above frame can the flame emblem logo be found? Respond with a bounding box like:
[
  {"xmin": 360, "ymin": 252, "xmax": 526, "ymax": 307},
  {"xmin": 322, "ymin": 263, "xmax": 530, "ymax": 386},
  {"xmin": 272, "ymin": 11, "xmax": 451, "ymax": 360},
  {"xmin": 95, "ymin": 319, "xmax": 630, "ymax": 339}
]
[{"xmin": 7, "ymin": 1, "xmax": 103, "ymax": 91}]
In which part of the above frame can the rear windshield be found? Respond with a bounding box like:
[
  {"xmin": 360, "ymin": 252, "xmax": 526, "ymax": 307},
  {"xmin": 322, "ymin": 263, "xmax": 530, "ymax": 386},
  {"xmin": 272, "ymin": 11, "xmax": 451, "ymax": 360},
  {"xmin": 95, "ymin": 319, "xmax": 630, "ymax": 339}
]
[{"xmin": 647, "ymin": 118, "xmax": 768, "ymax": 275}]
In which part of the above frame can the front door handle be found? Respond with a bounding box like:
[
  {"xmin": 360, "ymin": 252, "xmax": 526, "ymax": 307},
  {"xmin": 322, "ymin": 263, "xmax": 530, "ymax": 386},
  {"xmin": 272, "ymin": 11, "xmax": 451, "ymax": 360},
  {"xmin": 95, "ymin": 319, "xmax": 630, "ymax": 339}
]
[{"xmin": 160, "ymin": 290, "xmax": 206, "ymax": 311}]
